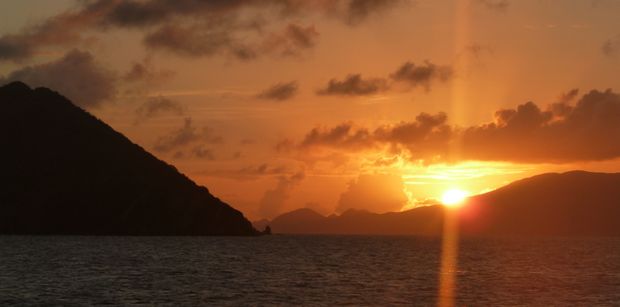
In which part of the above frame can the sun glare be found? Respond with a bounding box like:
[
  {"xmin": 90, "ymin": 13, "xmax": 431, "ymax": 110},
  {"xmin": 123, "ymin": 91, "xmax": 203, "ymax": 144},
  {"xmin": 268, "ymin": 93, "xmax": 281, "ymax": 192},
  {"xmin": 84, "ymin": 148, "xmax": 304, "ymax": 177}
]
[{"xmin": 441, "ymin": 189, "xmax": 469, "ymax": 207}]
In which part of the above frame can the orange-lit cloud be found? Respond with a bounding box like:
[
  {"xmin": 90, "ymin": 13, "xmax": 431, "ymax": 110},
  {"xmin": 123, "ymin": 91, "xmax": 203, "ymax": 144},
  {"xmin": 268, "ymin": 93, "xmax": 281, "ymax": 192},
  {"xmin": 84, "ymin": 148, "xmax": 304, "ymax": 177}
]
[
  {"xmin": 337, "ymin": 174, "xmax": 410, "ymax": 213},
  {"xmin": 284, "ymin": 89, "xmax": 620, "ymax": 164},
  {"xmin": 258, "ymin": 171, "xmax": 305, "ymax": 218}
]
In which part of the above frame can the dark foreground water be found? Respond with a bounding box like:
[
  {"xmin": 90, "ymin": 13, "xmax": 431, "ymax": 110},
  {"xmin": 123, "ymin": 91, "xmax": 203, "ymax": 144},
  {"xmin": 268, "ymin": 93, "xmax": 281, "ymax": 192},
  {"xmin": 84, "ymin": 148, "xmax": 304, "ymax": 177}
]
[{"xmin": 1, "ymin": 235, "xmax": 619, "ymax": 306}]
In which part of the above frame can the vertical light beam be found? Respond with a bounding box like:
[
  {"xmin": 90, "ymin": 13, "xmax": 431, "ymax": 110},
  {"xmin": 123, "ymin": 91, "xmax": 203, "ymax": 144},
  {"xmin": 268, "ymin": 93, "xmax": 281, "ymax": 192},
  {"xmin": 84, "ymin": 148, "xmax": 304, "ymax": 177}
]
[{"xmin": 438, "ymin": 208, "xmax": 459, "ymax": 307}]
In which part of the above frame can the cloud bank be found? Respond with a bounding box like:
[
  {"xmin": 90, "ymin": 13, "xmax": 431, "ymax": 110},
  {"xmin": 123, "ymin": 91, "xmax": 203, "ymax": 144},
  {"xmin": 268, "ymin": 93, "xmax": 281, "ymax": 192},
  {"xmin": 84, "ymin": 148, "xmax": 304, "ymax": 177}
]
[
  {"xmin": 0, "ymin": 0, "xmax": 408, "ymax": 62},
  {"xmin": 284, "ymin": 89, "xmax": 620, "ymax": 163}
]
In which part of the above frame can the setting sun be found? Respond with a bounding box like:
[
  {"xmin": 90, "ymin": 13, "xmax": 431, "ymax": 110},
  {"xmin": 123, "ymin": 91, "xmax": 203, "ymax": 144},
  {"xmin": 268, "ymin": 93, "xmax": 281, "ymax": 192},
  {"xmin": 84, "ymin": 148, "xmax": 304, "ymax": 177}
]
[{"xmin": 441, "ymin": 189, "xmax": 469, "ymax": 207}]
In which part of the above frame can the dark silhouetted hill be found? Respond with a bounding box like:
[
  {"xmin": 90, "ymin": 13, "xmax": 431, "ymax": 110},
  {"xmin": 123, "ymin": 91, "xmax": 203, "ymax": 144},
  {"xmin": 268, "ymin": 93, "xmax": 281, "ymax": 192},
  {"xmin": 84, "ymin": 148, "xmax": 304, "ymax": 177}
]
[
  {"xmin": 0, "ymin": 81, "xmax": 257, "ymax": 235},
  {"xmin": 261, "ymin": 171, "xmax": 620, "ymax": 236},
  {"xmin": 461, "ymin": 171, "xmax": 620, "ymax": 236},
  {"xmin": 257, "ymin": 207, "xmax": 444, "ymax": 235}
]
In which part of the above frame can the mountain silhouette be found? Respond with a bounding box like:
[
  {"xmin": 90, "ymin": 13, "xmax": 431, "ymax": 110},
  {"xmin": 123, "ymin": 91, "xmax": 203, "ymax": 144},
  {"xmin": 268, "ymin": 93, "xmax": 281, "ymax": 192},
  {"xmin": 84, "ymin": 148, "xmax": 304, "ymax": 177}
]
[
  {"xmin": 255, "ymin": 207, "xmax": 443, "ymax": 235},
  {"xmin": 0, "ymin": 82, "xmax": 257, "ymax": 235},
  {"xmin": 257, "ymin": 171, "xmax": 620, "ymax": 236},
  {"xmin": 461, "ymin": 170, "xmax": 620, "ymax": 236}
]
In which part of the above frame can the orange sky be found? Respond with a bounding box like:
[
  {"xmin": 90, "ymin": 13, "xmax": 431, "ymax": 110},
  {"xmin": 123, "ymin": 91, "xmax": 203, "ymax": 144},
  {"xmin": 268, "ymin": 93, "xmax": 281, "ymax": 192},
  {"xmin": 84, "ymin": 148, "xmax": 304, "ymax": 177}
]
[{"xmin": 2, "ymin": 0, "xmax": 620, "ymax": 219}]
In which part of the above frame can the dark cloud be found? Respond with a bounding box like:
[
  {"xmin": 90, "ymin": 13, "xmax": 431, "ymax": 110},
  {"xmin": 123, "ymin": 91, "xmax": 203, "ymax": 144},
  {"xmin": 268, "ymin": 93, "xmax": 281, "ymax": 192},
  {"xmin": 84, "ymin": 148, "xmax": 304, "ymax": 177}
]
[
  {"xmin": 343, "ymin": 0, "xmax": 406, "ymax": 25},
  {"xmin": 257, "ymin": 81, "xmax": 299, "ymax": 101},
  {"xmin": 0, "ymin": 49, "xmax": 115, "ymax": 108},
  {"xmin": 602, "ymin": 35, "xmax": 620, "ymax": 57},
  {"xmin": 135, "ymin": 97, "xmax": 184, "ymax": 123},
  {"xmin": 298, "ymin": 112, "xmax": 451, "ymax": 156},
  {"xmin": 262, "ymin": 23, "xmax": 320, "ymax": 57},
  {"xmin": 549, "ymin": 88, "xmax": 579, "ymax": 118},
  {"xmin": 317, "ymin": 60, "xmax": 452, "ymax": 96},
  {"xmin": 123, "ymin": 59, "xmax": 174, "ymax": 85},
  {"xmin": 145, "ymin": 25, "xmax": 218, "ymax": 57},
  {"xmin": 283, "ymin": 24, "xmax": 319, "ymax": 49},
  {"xmin": 258, "ymin": 171, "xmax": 305, "ymax": 218},
  {"xmin": 0, "ymin": 0, "xmax": 407, "ymax": 62},
  {"xmin": 286, "ymin": 89, "xmax": 620, "ymax": 163},
  {"xmin": 317, "ymin": 74, "xmax": 389, "ymax": 96},
  {"xmin": 122, "ymin": 0, "xmax": 399, "ymax": 30},
  {"xmin": 557, "ymin": 88, "xmax": 580, "ymax": 104},
  {"xmin": 144, "ymin": 21, "xmax": 319, "ymax": 60},
  {"xmin": 143, "ymin": 22, "xmax": 245, "ymax": 59},
  {"xmin": 460, "ymin": 89, "xmax": 620, "ymax": 162},
  {"xmin": 0, "ymin": 35, "xmax": 34, "ymax": 61},
  {"xmin": 337, "ymin": 174, "xmax": 409, "ymax": 213},
  {"xmin": 390, "ymin": 61, "xmax": 453, "ymax": 90},
  {"xmin": 0, "ymin": 1, "xmax": 116, "ymax": 61},
  {"xmin": 154, "ymin": 118, "xmax": 223, "ymax": 153},
  {"xmin": 192, "ymin": 146, "xmax": 216, "ymax": 160},
  {"xmin": 300, "ymin": 122, "xmax": 375, "ymax": 150},
  {"xmin": 477, "ymin": 0, "xmax": 510, "ymax": 11}
]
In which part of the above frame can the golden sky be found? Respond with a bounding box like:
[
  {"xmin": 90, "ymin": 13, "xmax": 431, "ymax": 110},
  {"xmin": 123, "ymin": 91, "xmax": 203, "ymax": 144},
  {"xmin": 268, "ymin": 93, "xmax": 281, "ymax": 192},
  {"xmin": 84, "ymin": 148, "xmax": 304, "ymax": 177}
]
[{"xmin": 2, "ymin": 0, "xmax": 620, "ymax": 219}]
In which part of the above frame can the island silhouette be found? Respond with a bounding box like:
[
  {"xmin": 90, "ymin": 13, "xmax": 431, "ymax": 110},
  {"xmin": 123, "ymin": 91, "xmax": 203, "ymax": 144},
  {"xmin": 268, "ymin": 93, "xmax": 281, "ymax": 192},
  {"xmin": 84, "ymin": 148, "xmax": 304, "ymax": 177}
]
[
  {"xmin": 257, "ymin": 171, "xmax": 620, "ymax": 236},
  {"xmin": 0, "ymin": 82, "xmax": 257, "ymax": 235}
]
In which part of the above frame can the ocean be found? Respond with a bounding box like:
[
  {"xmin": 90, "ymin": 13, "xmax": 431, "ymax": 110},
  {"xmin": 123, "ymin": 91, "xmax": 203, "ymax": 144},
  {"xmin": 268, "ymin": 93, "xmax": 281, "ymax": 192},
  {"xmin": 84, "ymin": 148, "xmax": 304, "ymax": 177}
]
[{"xmin": 1, "ymin": 235, "xmax": 619, "ymax": 306}]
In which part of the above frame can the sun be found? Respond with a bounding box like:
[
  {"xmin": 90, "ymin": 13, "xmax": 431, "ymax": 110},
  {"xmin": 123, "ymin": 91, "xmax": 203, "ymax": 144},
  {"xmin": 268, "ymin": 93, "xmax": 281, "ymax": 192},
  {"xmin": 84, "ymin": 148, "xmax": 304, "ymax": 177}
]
[{"xmin": 441, "ymin": 189, "xmax": 469, "ymax": 207}]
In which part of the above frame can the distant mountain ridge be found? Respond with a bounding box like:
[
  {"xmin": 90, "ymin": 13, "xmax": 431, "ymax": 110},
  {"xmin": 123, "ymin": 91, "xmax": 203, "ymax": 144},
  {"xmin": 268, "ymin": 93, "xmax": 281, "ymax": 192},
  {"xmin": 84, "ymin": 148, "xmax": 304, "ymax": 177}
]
[
  {"xmin": 0, "ymin": 81, "xmax": 257, "ymax": 235},
  {"xmin": 257, "ymin": 171, "xmax": 620, "ymax": 236}
]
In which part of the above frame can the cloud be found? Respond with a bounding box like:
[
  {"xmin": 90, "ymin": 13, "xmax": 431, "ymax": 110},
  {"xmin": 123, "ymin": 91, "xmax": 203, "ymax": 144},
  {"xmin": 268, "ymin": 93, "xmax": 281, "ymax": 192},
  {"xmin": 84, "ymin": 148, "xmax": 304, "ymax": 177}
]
[
  {"xmin": 263, "ymin": 24, "xmax": 320, "ymax": 57},
  {"xmin": 0, "ymin": 49, "xmax": 115, "ymax": 108},
  {"xmin": 258, "ymin": 171, "xmax": 305, "ymax": 218},
  {"xmin": 123, "ymin": 59, "xmax": 174, "ymax": 85},
  {"xmin": 345, "ymin": 0, "xmax": 406, "ymax": 25},
  {"xmin": 460, "ymin": 89, "xmax": 620, "ymax": 162},
  {"xmin": 0, "ymin": 1, "xmax": 116, "ymax": 62},
  {"xmin": 284, "ymin": 89, "xmax": 620, "ymax": 164},
  {"xmin": 337, "ymin": 174, "xmax": 410, "ymax": 213},
  {"xmin": 300, "ymin": 122, "xmax": 375, "ymax": 150},
  {"xmin": 317, "ymin": 74, "xmax": 389, "ymax": 96},
  {"xmin": 257, "ymin": 81, "xmax": 299, "ymax": 101},
  {"xmin": 144, "ymin": 22, "xmax": 319, "ymax": 60},
  {"xmin": 191, "ymin": 146, "xmax": 216, "ymax": 160},
  {"xmin": 298, "ymin": 112, "xmax": 451, "ymax": 155},
  {"xmin": 317, "ymin": 60, "xmax": 452, "ymax": 96},
  {"xmin": 557, "ymin": 88, "xmax": 580, "ymax": 104},
  {"xmin": 0, "ymin": 0, "xmax": 407, "ymax": 62},
  {"xmin": 135, "ymin": 97, "xmax": 184, "ymax": 123},
  {"xmin": 477, "ymin": 0, "xmax": 510, "ymax": 11},
  {"xmin": 143, "ymin": 22, "xmax": 250, "ymax": 59},
  {"xmin": 0, "ymin": 34, "xmax": 35, "ymax": 62},
  {"xmin": 154, "ymin": 117, "xmax": 223, "ymax": 153},
  {"xmin": 602, "ymin": 35, "xmax": 620, "ymax": 57},
  {"xmin": 390, "ymin": 61, "xmax": 453, "ymax": 90}
]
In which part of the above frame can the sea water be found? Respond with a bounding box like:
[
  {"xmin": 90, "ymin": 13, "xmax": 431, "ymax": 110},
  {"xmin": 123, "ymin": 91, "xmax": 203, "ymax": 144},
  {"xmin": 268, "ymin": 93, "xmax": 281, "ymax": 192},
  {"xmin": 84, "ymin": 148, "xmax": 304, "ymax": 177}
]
[{"xmin": 1, "ymin": 235, "xmax": 619, "ymax": 305}]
